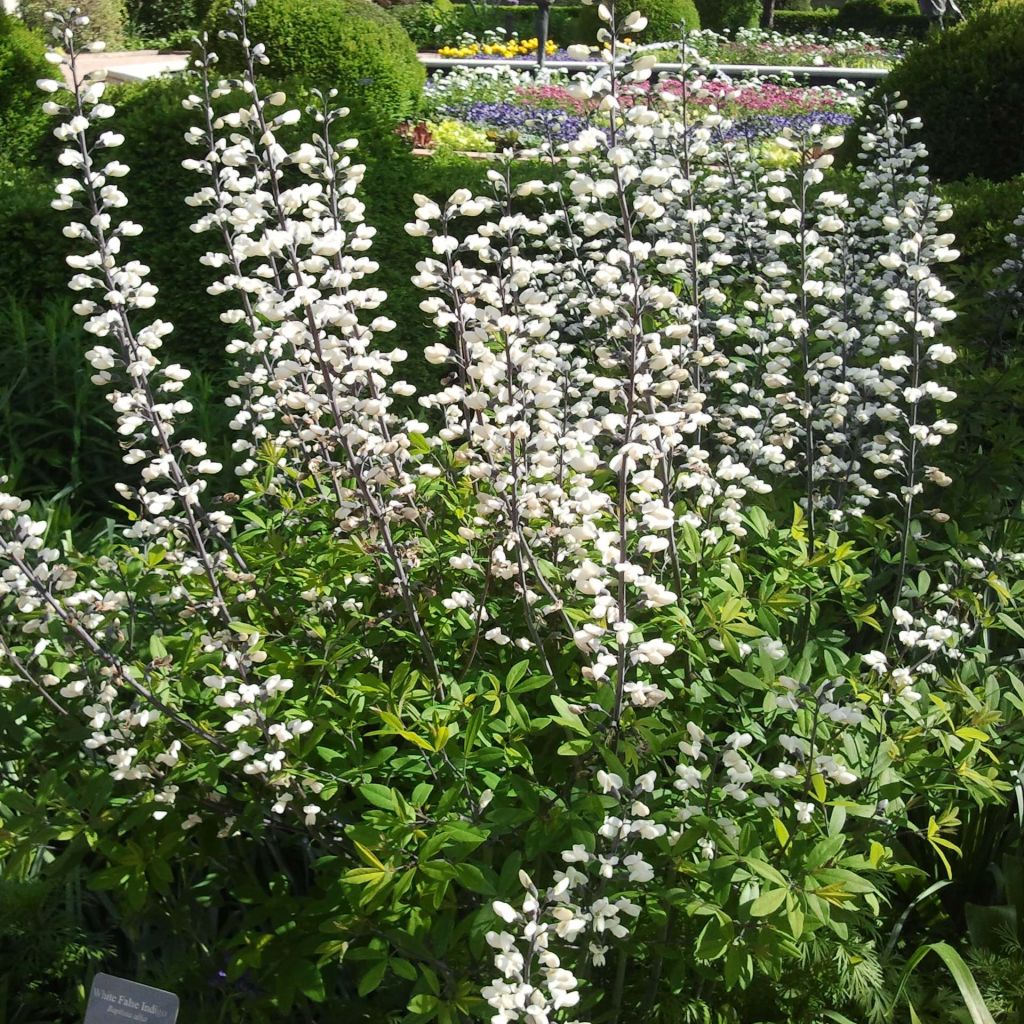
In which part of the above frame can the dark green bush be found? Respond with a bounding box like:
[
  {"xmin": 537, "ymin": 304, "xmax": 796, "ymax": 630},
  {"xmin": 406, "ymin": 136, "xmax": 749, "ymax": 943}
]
[
  {"xmin": 391, "ymin": 0, "xmax": 458, "ymax": 47},
  {"xmin": 0, "ymin": 13, "xmax": 50, "ymax": 167},
  {"xmin": 869, "ymin": 0, "xmax": 1024, "ymax": 182},
  {"xmin": 204, "ymin": 0, "xmax": 424, "ymax": 128},
  {"xmin": 19, "ymin": 0, "xmax": 127, "ymax": 47},
  {"xmin": 834, "ymin": 0, "xmax": 928, "ymax": 31},
  {"xmin": 576, "ymin": 0, "xmax": 700, "ymax": 43},
  {"xmin": 772, "ymin": 7, "xmax": 839, "ymax": 28},
  {"xmin": 125, "ymin": 0, "xmax": 200, "ymax": 37},
  {"xmin": 696, "ymin": 0, "xmax": 760, "ymax": 30}
]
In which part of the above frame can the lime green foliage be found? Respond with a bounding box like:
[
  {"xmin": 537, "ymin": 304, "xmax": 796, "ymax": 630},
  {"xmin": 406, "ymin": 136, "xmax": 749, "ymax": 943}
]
[
  {"xmin": 0, "ymin": 13, "xmax": 50, "ymax": 167},
  {"xmin": 874, "ymin": 0, "xmax": 1024, "ymax": 181},
  {"xmin": 391, "ymin": 0, "xmax": 458, "ymax": 47},
  {"xmin": 18, "ymin": 0, "xmax": 127, "ymax": 47},
  {"xmin": 696, "ymin": 0, "xmax": 760, "ymax": 31},
  {"xmin": 576, "ymin": 0, "xmax": 701, "ymax": 43},
  {"xmin": 428, "ymin": 118, "xmax": 495, "ymax": 152},
  {"xmin": 204, "ymin": 0, "xmax": 424, "ymax": 128}
]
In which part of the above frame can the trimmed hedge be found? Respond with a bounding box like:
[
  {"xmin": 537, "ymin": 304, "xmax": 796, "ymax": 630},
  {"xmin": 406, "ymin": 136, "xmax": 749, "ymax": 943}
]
[
  {"xmin": 204, "ymin": 0, "xmax": 424, "ymax": 128},
  {"xmin": 770, "ymin": 3, "xmax": 927, "ymax": 31},
  {"xmin": 836, "ymin": 0, "xmax": 921, "ymax": 28},
  {"xmin": 696, "ymin": 0, "xmax": 760, "ymax": 30},
  {"xmin": 868, "ymin": 0, "xmax": 1024, "ymax": 181},
  {"xmin": 576, "ymin": 0, "xmax": 701, "ymax": 43},
  {"xmin": 0, "ymin": 13, "xmax": 50, "ymax": 168},
  {"xmin": 771, "ymin": 7, "xmax": 840, "ymax": 29}
]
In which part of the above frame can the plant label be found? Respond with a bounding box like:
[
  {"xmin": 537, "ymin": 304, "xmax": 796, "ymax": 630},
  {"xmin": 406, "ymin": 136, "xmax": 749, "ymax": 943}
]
[{"xmin": 84, "ymin": 974, "xmax": 179, "ymax": 1024}]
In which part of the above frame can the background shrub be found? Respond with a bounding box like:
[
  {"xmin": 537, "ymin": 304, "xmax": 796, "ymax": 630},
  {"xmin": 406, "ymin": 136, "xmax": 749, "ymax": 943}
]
[
  {"xmin": 575, "ymin": 0, "xmax": 701, "ymax": 43},
  {"xmin": 869, "ymin": 0, "xmax": 1024, "ymax": 181},
  {"xmin": 836, "ymin": 0, "xmax": 917, "ymax": 27},
  {"xmin": 0, "ymin": 12, "xmax": 50, "ymax": 167},
  {"xmin": 204, "ymin": 0, "xmax": 424, "ymax": 128},
  {"xmin": 18, "ymin": 0, "xmax": 127, "ymax": 47},
  {"xmin": 695, "ymin": 0, "xmax": 760, "ymax": 30},
  {"xmin": 772, "ymin": 7, "xmax": 840, "ymax": 28},
  {"xmin": 437, "ymin": 3, "xmax": 584, "ymax": 45},
  {"xmin": 391, "ymin": 0, "xmax": 458, "ymax": 47},
  {"xmin": 125, "ymin": 0, "xmax": 202, "ymax": 37}
]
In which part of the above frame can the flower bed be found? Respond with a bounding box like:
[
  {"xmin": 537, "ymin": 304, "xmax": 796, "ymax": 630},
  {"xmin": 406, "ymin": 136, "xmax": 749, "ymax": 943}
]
[
  {"xmin": 407, "ymin": 63, "xmax": 861, "ymax": 153},
  {"xmin": 429, "ymin": 26, "xmax": 905, "ymax": 68}
]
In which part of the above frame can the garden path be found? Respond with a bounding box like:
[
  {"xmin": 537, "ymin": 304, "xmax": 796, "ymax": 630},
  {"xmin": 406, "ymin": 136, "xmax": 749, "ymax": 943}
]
[{"xmin": 59, "ymin": 49, "xmax": 189, "ymax": 87}]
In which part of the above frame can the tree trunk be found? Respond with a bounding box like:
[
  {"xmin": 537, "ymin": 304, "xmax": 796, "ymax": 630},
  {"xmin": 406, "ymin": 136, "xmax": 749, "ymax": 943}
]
[{"xmin": 760, "ymin": 0, "xmax": 775, "ymax": 28}]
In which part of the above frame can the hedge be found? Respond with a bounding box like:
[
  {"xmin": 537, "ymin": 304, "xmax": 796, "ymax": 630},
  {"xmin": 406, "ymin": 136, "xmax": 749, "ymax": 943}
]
[
  {"xmin": 864, "ymin": 0, "xmax": 1024, "ymax": 181},
  {"xmin": 204, "ymin": 0, "xmax": 425, "ymax": 128},
  {"xmin": 770, "ymin": 4, "xmax": 928, "ymax": 32}
]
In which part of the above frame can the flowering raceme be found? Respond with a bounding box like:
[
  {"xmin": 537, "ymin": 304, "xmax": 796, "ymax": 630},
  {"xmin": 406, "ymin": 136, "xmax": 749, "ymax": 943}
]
[{"xmin": 1, "ymin": 2, "xmax": 1022, "ymax": 1019}]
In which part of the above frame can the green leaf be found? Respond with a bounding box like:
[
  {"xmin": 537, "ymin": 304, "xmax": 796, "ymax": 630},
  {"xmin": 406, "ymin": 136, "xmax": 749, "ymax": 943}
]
[
  {"xmin": 357, "ymin": 958, "xmax": 387, "ymax": 997},
  {"xmin": 955, "ymin": 727, "xmax": 989, "ymax": 743},
  {"xmin": 408, "ymin": 994, "xmax": 440, "ymax": 1016},
  {"xmin": 811, "ymin": 772, "xmax": 827, "ymax": 803},
  {"xmin": 550, "ymin": 695, "xmax": 589, "ymax": 736},
  {"xmin": 749, "ymin": 888, "xmax": 788, "ymax": 918},
  {"xmin": 360, "ymin": 784, "xmax": 396, "ymax": 811},
  {"xmin": 895, "ymin": 942, "xmax": 997, "ymax": 1024},
  {"xmin": 773, "ymin": 817, "xmax": 790, "ymax": 849}
]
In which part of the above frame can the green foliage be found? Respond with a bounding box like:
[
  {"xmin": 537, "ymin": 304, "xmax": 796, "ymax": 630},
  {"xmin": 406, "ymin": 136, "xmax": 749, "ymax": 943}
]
[
  {"xmin": 18, "ymin": 0, "xmax": 127, "ymax": 47},
  {"xmin": 872, "ymin": 0, "xmax": 1024, "ymax": 182},
  {"xmin": 391, "ymin": 0, "xmax": 458, "ymax": 47},
  {"xmin": 696, "ymin": 0, "xmax": 761, "ymax": 31},
  {"xmin": 204, "ymin": 0, "xmax": 425, "ymax": 128},
  {"xmin": 125, "ymin": 0, "xmax": 201, "ymax": 37},
  {"xmin": 575, "ymin": 0, "xmax": 701, "ymax": 43},
  {"xmin": 0, "ymin": 877, "xmax": 111, "ymax": 1023},
  {"xmin": 942, "ymin": 175, "xmax": 1024, "ymax": 267},
  {"xmin": 0, "ymin": 12, "xmax": 50, "ymax": 167},
  {"xmin": 0, "ymin": 297, "xmax": 118, "ymax": 511},
  {"xmin": 772, "ymin": 8, "xmax": 841, "ymax": 31},
  {"xmin": 837, "ymin": 0, "xmax": 922, "ymax": 29},
  {"xmin": 442, "ymin": 3, "xmax": 586, "ymax": 44}
]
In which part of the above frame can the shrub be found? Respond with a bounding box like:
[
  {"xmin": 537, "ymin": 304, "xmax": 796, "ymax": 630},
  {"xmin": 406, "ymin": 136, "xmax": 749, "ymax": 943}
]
[
  {"xmin": 125, "ymin": 0, "xmax": 200, "ymax": 36},
  {"xmin": 391, "ymin": 0, "xmax": 458, "ymax": 47},
  {"xmin": 837, "ymin": 0, "xmax": 911, "ymax": 26},
  {"xmin": 0, "ymin": 12, "xmax": 50, "ymax": 167},
  {"xmin": 773, "ymin": 6, "xmax": 839, "ymax": 28},
  {"xmin": 576, "ymin": 0, "xmax": 701, "ymax": 43},
  {"xmin": 442, "ymin": 3, "xmax": 585, "ymax": 45},
  {"xmin": 2, "ymin": 7, "xmax": 1021, "ymax": 1022},
  {"xmin": 204, "ymin": 0, "xmax": 424, "ymax": 127},
  {"xmin": 18, "ymin": 0, "xmax": 127, "ymax": 47},
  {"xmin": 869, "ymin": 0, "xmax": 1024, "ymax": 181},
  {"xmin": 696, "ymin": 0, "xmax": 760, "ymax": 30}
]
